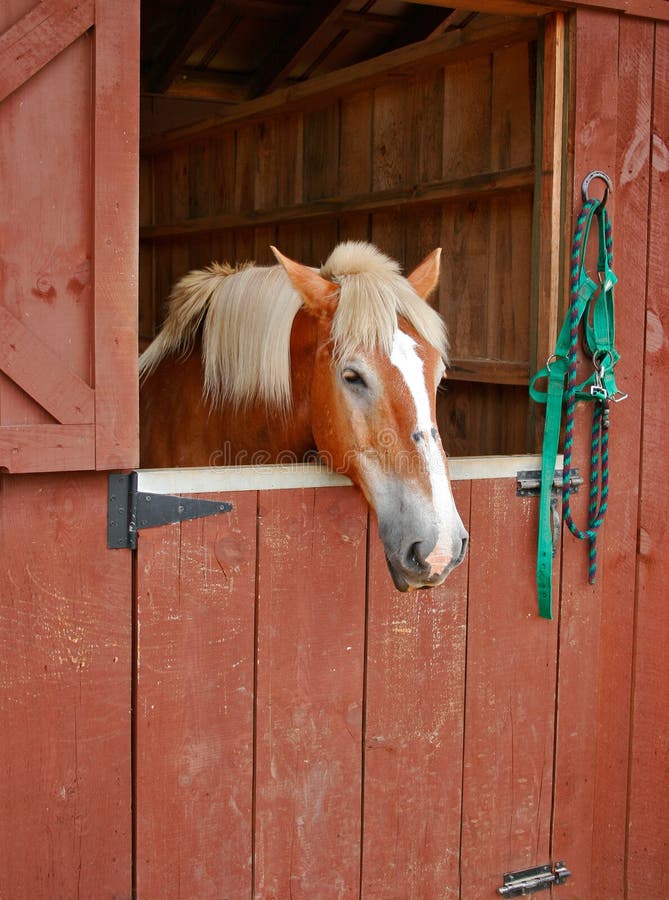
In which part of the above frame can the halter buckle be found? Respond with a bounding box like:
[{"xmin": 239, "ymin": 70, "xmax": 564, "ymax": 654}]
[{"xmin": 589, "ymin": 383, "xmax": 608, "ymax": 401}]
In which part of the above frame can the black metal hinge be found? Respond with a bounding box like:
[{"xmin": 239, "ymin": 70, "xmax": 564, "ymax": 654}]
[
  {"xmin": 498, "ymin": 862, "xmax": 571, "ymax": 896},
  {"xmin": 107, "ymin": 473, "xmax": 232, "ymax": 550}
]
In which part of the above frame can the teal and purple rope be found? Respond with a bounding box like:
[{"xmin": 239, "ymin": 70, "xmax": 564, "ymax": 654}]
[{"xmin": 562, "ymin": 198, "xmax": 612, "ymax": 584}]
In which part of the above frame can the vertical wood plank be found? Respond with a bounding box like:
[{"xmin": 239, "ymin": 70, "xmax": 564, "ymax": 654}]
[
  {"xmin": 254, "ymin": 119, "xmax": 279, "ymax": 212},
  {"xmin": 339, "ymin": 90, "xmax": 372, "ymax": 196},
  {"xmin": 309, "ymin": 219, "xmax": 339, "ymax": 267},
  {"xmin": 234, "ymin": 124, "xmax": 256, "ymax": 212},
  {"xmin": 490, "ymin": 42, "xmax": 534, "ymax": 170},
  {"xmin": 276, "ymin": 111, "xmax": 304, "ymax": 207},
  {"xmin": 531, "ymin": 15, "xmax": 566, "ymax": 384},
  {"xmin": 371, "ymin": 209, "xmax": 405, "ymax": 264},
  {"xmin": 234, "ymin": 227, "xmax": 255, "ymax": 264},
  {"xmin": 338, "ymin": 211, "xmax": 371, "ymax": 244},
  {"xmin": 303, "ymin": 103, "xmax": 340, "ymax": 201},
  {"xmin": 361, "ymin": 481, "xmax": 470, "ymax": 898},
  {"xmin": 135, "ymin": 491, "xmax": 257, "ymax": 900},
  {"xmin": 188, "ymin": 139, "xmax": 211, "ymax": 218},
  {"xmin": 407, "ymin": 68, "xmax": 444, "ymax": 185},
  {"xmin": 627, "ymin": 20, "xmax": 669, "ymax": 900},
  {"xmin": 551, "ymin": 12, "xmax": 621, "ymax": 899},
  {"xmin": 460, "ymin": 479, "xmax": 557, "ymax": 899},
  {"xmin": 442, "ymin": 56, "xmax": 491, "ymax": 179},
  {"xmin": 372, "ymin": 80, "xmax": 407, "ymax": 191},
  {"xmin": 188, "ymin": 232, "xmax": 213, "ymax": 271},
  {"xmin": 276, "ymin": 221, "xmax": 312, "ymax": 262},
  {"xmin": 93, "ymin": 0, "xmax": 139, "ymax": 469},
  {"xmin": 440, "ymin": 200, "xmax": 490, "ymax": 360},
  {"xmin": 254, "ymin": 486, "xmax": 367, "ymax": 898},
  {"xmin": 588, "ymin": 16, "xmax": 653, "ymax": 899},
  {"xmin": 254, "ymin": 224, "xmax": 278, "ymax": 265},
  {"xmin": 211, "ymin": 227, "xmax": 236, "ymax": 267},
  {"xmin": 171, "ymin": 147, "xmax": 191, "ymax": 286},
  {"xmin": 209, "ymin": 130, "xmax": 236, "ymax": 217},
  {"xmin": 0, "ymin": 472, "xmax": 131, "ymax": 897},
  {"xmin": 487, "ymin": 191, "xmax": 533, "ymax": 362}
]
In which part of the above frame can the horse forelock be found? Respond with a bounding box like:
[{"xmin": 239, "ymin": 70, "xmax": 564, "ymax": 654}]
[{"xmin": 321, "ymin": 242, "xmax": 448, "ymax": 365}]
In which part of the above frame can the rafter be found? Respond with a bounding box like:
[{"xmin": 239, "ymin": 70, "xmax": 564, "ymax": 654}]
[
  {"xmin": 144, "ymin": 0, "xmax": 220, "ymax": 95},
  {"xmin": 381, "ymin": 5, "xmax": 457, "ymax": 52},
  {"xmin": 247, "ymin": 0, "xmax": 350, "ymax": 98}
]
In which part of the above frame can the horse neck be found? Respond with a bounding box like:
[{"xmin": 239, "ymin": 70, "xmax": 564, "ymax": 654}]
[{"xmin": 139, "ymin": 312, "xmax": 321, "ymax": 467}]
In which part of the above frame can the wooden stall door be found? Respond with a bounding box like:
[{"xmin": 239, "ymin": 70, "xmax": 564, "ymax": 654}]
[
  {"xmin": 133, "ymin": 463, "xmax": 563, "ymax": 899},
  {"xmin": 0, "ymin": 1, "xmax": 138, "ymax": 897},
  {"xmin": 0, "ymin": 0, "xmax": 138, "ymax": 473}
]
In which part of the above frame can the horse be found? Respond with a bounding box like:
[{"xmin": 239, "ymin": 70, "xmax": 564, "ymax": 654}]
[{"xmin": 139, "ymin": 241, "xmax": 468, "ymax": 591}]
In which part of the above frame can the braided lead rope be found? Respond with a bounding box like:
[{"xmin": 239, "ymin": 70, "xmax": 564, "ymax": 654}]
[{"xmin": 562, "ymin": 199, "xmax": 612, "ymax": 584}]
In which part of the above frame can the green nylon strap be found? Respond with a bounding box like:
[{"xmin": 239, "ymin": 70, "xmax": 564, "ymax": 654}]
[
  {"xmin": 528, "ymin": 275, "xmax": 598, "ymax": 404},
  {"xmin": 531, "ymin": 194, "xmax": 621, "ymax": 619},
  {"xmin": 536, "ymin": 360, "xmax": 568, "ymax": 619},
  {"xmin": 529, "ymin": 201, "xmax": 620, "ymax": 406}
]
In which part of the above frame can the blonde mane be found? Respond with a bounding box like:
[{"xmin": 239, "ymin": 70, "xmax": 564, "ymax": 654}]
[{"xmin": 139, "ymin": 241, "xmax": 447, "ymax": 413}]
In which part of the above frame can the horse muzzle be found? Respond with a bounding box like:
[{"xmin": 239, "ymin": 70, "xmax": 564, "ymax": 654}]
[{"xmin": 384, "ymin": 530, "xmax": 469, "ymax": 592}]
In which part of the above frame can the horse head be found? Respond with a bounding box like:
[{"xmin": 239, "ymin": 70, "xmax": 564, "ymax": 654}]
[{"xmin": 272, "ymin": 242, "xmax": 468, "ymax": 591}]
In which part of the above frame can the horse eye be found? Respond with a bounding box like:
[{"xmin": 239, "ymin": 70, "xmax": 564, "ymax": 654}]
[{"xmin": 342, "ymin": 368, "xmax": 366, "ymax": 387}]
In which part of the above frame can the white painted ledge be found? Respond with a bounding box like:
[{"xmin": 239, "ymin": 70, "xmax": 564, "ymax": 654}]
[{"xmin": 137, "ymin": 454, "xmax": 555, "ymax": 495}]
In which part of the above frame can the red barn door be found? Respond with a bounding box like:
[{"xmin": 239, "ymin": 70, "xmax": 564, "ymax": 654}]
[
  {"xmin": 132, "ymin": 461, "xmax": 560, "ymax": 898},
  {"xmin": 0, "ymin": 0, "xmax": 138, "ymax": 473},
  {"xmin": 0, "ymin": 1, "xmax": 138, "ymax": 896}
]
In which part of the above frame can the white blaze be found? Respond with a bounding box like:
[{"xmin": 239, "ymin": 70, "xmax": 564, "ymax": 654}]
[{"xmin": 389, "ymin": 330, "xmax": 459, "ymax": 574}]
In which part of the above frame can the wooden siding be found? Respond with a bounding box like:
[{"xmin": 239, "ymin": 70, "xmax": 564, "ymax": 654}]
[
  {"xmin": 134, "ymin": 463, "xmax": 565, "ymax": 898},
  {"xmin": 139, "ymin": 19, "xmax": 543, "ymax": 457},
  {"xmin": 550, "ymin": 10, "xmax": 669, "ymax": 900},
  {"xmin": 624, "ymin": 18, "xmax": 669, "ymax": 900},
  {"xmin": 0, "ymin": 0, "xmax": 139, "ymax": 473},
  {"xmin": 0, "ymin": 472, "xmax": 132, "ymax": 897}
]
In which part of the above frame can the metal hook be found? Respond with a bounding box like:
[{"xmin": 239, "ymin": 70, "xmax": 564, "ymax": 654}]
[{"xmin": 582, "ymin": 170, "xmax": 613, "ymax": 211}]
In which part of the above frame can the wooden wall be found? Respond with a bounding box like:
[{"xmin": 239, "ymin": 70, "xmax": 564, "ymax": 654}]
[
  {"xmin": 139, "ymin": 17, "xmax": 542, "ymax": 457},
  {"xmin": 551, "ymin": 11, "xmax": 669, "ymax": 900}
]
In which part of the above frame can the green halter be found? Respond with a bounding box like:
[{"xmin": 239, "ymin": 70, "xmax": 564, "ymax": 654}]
[{"xmin": 529, "ymin": 172, "xmax": 625, "ymax": 619}]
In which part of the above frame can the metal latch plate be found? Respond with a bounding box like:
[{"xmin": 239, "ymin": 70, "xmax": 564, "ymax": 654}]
[
  {"xmin": 516, "ymin": 468, "xmax": 583, "ymax": 497},
  {"xmin": 498, "ymin": 861, "xmax": 571, "ymax": 896}
]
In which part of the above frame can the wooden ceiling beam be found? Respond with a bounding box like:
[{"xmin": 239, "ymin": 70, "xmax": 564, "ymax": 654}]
[
  {"xmin": 144, "ymin": 0, "xmax": 221, "ymax": 94},
  {"xmin": 248, "ymin": 0, "xmax": 351, "ymax": 98},
  {"xmin": 162, "ymin": 68, "xmax": 249, "ymax": 103},
  {"xmin": 404, "ymin": 0, "xmax": 553, "ymax": 15},
  {"xmin": 381, "ymin": 5, "xmax": 457, "ymax": 51},
  {"xmin": 222, "ymin": 0, "xmax": 304, "ymax": 18}
]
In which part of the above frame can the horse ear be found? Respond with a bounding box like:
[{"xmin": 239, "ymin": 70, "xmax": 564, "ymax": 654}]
[
  {"xmin": 271, "ymin": 246, "xmax": 339, "ymax": 319},
  {"xmin": 407, "ymin": 248, "xmax": 442, "ymax": 300}
]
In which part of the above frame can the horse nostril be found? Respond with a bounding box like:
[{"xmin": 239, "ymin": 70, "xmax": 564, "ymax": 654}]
[
  {"xmin": 454, "ymin": 535, "xmax": 468, "ymax": 567},
  {"xmin": 405, "ymin": 541, "xmax": 429, "ymax": 573}
]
